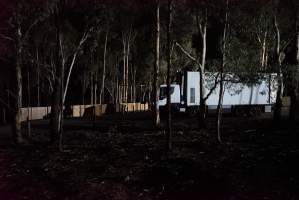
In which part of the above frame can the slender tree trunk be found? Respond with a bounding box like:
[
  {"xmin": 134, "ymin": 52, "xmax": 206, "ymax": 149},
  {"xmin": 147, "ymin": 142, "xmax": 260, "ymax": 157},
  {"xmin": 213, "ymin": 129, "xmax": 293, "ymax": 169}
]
[
  {"xmin": 50, "ymin": 60, "xmax": 62, "ymax": 143},
  {"xmin": 126, "ymin": 41, "xmax": 130, "ymax": 103},
  {"xmin": 261, "ymin": 31, "xmax": 268, "ymax": 70},
  {"xmin": 14, "ymin": 38, "xmax": 24, "ymax": 144},
  {"xmin": 94, "ymin": 72, "xmax": 98, "ymax": 104},
  {"xmin": 148, "ymin": 79, "xmax": 152, "ymax": 104},
  {"xmin": 197, "ymin": 10, "xmax": 207, "ymax": 127},
  {"xmin": 131, "ymin": 51, "xmax": 135, "ymax": 103},
  {"xmin": 60, "ymin": 28, "xmax": 90, "ymax": 105},
  {"xmin": 290, "ymin": 12, "xmax": 299, "ymax": 121},
  {"xmin": 93, "ymin": 73, "xmax": 97, "ymax": 129},
  {"xmin": 199, "ymin": 68, "xmax": 206, "ymax": 125},
  {"xmin": 295, "ymin": 12, "xmax": 299, "ymax": 120},
  {"xmin": 133, "ymin": 69, "xmax": 136, "ymax": 102},
  {"xmin": 59, "ymin": 45, "xmax": 65, "ymax": 152},
  {"xmin": 123, "ymin": 39, "xmax": 126, "ymax": 103},
  {"xmin": 216, "ymin": 72, "xmax": 224, "ymax": 143},
  {"xmin": 297, "ymin": 13, "xmax": 299, "ymax": 67},
  {"xmin": 116, "ymin": 77, "xmax": 119, "ymax": 104},
  {"xmin": 82, "ymin": 73, "xmax": 86, "ymax": 109},
  {"xmin": 273, "ymin": 15, "xmax": 283, "ymax": 121},
  {"xmin": 166, "ymin": 0, "xmax": 172, "ymax": 151},
  {"xmin": 11, "ymin": 9, "xmax": 28, "ymax": 144},
  {"xmin": 154, "ymin": 0, "xmax": 160, "ymax": 126},
  {"xmin": 216, "ymin": 0, "xmax": 229, "ymax": 143},
  {"xmin": 130, "ymin": 66, "xmax": 132, "ymax": 102},
  {"xmin": 91, "ymin": 73, "xmax": 94, "ymax": 105},
  {"xmin": 100, "ymin": 30, "xmax": 108, "ymax": 104},
  {"xmin": 126, "ymin": 45, "xmax": 128, "ymax": 103},
  {"xmin": 130, "ymin": 85, "xmax": 132, "ymax": 103},
  {"xmin": 36, "ymin": 47, "xmax": 40, "ymax": 107},
  {"xmin": 50, "ymin": 9, "xmax": 63, "ymax": 144},
  {"xmin": 27, "ymin": 69, "xmax": 31, "ymax": 138}
]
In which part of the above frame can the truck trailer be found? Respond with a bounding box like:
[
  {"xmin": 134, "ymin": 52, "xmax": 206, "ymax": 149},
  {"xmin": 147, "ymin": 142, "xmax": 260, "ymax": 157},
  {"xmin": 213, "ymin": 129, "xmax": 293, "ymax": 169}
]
[{"xmin": 158, "ymin": 71, "xmax": 278, "ymax": 114}]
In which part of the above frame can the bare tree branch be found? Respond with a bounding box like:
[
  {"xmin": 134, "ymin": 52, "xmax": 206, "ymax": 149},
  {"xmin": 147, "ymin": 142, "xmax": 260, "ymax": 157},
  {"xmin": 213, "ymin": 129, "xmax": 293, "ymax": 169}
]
[
  {"xmin": 196, "ymin": 13, "xmax": 203, "ymax": 36},
  {"xmin": 203, "ymin": 73, "xmax": 220, "ymax": 101},
  {"xmin": 23, "ymin": 18, "xmax": 40, "ymax": 41},
  {"xmin": 0, "ymin": 33, "xmax": 14, "ymax": 41},
  {"xmin": 63, "ymin": 29, "xmax": 91, "ymax": 103},
  {"xmin": 175, "ymin": 42, "xmax": 201, "ymax": 66}
]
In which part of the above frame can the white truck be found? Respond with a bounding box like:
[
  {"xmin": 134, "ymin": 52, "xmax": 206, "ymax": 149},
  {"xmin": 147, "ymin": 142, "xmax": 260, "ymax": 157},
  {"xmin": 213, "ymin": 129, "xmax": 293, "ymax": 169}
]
[{"xmin": 159, "ymin": 71, "xmax": 278, "ymax": 114}]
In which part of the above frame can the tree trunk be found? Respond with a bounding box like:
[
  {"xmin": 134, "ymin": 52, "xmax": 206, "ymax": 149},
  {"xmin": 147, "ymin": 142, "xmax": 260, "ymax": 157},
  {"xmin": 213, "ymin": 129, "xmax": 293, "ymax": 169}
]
[
  {"xmin": 62, "ymin": 36, "xmax": 89, "ymax": 105},
  {"xmin": 199, "ymin": 68, "xmax": 206, "ymax": 127},
  {"xmin": 273, "ymin": 15, "xmax": 283, "ymax": 122},
  {"xmin": 133, "ymin": 69, "xmax": 136, "ymax": 102},
  {"xmin": 94, "ymin": 72, "xmax": 98, "ymax": 104},
  {"xmin": 289, "ymin": 12, "xmax": 299, "ymax": 121},
  {"xmin": 50, "ymin": 20, "xmax": 62, "ymax": 143},
  {"xmin": 116, "ymin": 77, "xmax": 119, "ymax": 104},
  {"xmin": 126, "ymin": 40, "xmax": 130, "ymax": 103},
  {"xmin": 27, "ymin": 69, "xmax": 31, "ymax": 138},
  {"xmin": 93, "ymin": 73, "xmax": 96, "ymax": 129},
  {"xmin": 14, "ymin": 44, "xmax": 24, "ymax": 144},
  {"xmin": 12, "ymin": 19, "xmax": 26, "ymax": 144},
  {"xmin": 154, "ymin": 0, "xmax": 160, "ymax": 126},
  {"xmin": 51, "ymin": 76, "xmax": 61, "ymax": 143},
  {"xmin": 216, "ymin": 0, "xmax": 229, "ymax": 143},
  {"xmin": 36, "ymin": 47, "xmax": 40, "ymax": 107},
  {"xmin": 166, "ymin": 0, "xmax": 172, "ymax": 151},
  {"xmin": 197, "ymin": 10, "xmax": 207, "ymax": 128},
  {"xmin": 82, "ymin": 73, "xmax": 86, "ymax": 117},
  {"xmin": 122, "ymin": 38, "xmax": 126, "ymax": 103},
  {"xmin": 91, "ymin": 73, "xmax": 94, "ymax": 105},
  {"xmin": 100, "ymin": 30, "xmax": 108, "ymax": 105},
  {"xmin": 59, "ymin": 43, "xmax": 65, "ymax": 152},
  {"xmin": 216, "ymin": 72, "xmax": 224, "ymax": 143},
  {"xmin": 261, "ymin": 31, "xmax": 268, "ymax": 70}
]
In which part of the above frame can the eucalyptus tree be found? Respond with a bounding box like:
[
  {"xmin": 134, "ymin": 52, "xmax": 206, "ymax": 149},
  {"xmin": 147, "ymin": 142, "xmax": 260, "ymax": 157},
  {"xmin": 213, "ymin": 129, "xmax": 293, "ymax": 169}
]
[
  {"xmin": 166, "ymin": 0, "xmax": 173, "ymax": 150},
  {"xmin": 271, "ymin": 0, "xmax": 294, "ymax": 121},
  {"xmin": 216, "ymin": 0, "xmax": 230, "ymax": 143},
  {"xmin": 49, "ymin": 0, "xmax": 99, "ymax": 148},
  {"xmin": 283, "ymin": 0, "xmax": 299, "ymax": 121},
  {"xmin": 174, "ymin": 0, "xmax": 213, "ymax": 127},
  {"xmin": 154, "ymin": 0, "xmax": 161, "ymax": 126},
  {"xmin": 99, "ymin": 29, "xmax": 109, "ymax": 104},
  {"xmin": 0, "ymin": 0, "xmax": 47, "ymax": 144}
]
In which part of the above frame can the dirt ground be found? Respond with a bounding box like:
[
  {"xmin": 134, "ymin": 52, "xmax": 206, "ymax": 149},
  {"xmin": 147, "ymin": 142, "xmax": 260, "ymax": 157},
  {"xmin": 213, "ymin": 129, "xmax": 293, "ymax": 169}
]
[{"xmin": 0, "ymin": 112, "xmax": 299, "ymax": 200}]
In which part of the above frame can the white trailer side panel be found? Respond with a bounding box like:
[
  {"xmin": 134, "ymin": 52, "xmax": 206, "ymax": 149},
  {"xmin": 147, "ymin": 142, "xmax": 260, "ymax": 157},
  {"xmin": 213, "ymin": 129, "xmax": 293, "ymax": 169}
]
[{"xmin": 204, "ymin": 73, "xmax": 277, "ymax": 106}]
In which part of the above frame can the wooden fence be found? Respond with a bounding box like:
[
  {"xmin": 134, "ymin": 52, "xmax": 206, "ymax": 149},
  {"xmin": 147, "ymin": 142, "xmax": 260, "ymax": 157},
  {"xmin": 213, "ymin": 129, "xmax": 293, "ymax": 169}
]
[
  {"xmin": 20, "ymin": 103, "xmax": 149, "ymax": 122},
  {"xmin": 21, "ymin": 107, "xmax": 51, "ymax": 122}
]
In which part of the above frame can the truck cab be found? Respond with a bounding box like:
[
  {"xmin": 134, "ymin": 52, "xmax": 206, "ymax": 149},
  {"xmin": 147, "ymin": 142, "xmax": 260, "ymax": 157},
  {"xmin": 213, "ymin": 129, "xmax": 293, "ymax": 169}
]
[
  {"xmin": 158, "ymin": 84, "xmax": 181, "ymax": 107},
  {"xmin": 158, "ymin": 72, "xmax": 200, "ymax": 113}
]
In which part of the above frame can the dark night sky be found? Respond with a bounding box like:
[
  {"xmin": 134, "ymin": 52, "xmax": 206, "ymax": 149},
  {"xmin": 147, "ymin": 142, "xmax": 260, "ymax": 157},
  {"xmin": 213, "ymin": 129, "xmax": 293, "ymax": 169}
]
[{"xmin": 0, "ymin": 0, "xmax": 295, "ymax": 72}]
